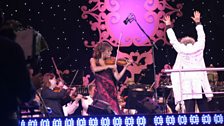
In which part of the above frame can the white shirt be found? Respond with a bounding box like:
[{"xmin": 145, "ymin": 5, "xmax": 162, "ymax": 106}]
[{"xmin": 81, "ymin": 96, "xmax": 93, "ymax": 116}]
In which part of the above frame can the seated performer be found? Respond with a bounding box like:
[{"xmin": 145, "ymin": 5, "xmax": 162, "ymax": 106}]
[
  {"xmin": 62, "ymin": 87, "xmax": 83, "ymax": 116},
  {"xmin": 41, "ymin": 73, "xmax": 72, "ymax": 117},
  {"xmin": 81, "ymin": 84, "xmax": 96, "ymax": 116}
]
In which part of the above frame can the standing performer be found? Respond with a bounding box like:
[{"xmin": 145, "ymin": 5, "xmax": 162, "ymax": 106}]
[
  {"xmin": 90, "ymin": 41, "xmax": 131, "ymax": 115},
  {"xmin": 163, "ymin": 11, "xmax": 213, "ymax": 113}
]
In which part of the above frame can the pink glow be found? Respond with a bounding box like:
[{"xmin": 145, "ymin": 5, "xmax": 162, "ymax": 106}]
[{"xmin": 106, "ymin": 0, "xmax": 158, "ymax": 46}]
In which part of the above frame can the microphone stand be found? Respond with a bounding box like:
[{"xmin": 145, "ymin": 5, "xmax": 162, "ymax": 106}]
[{"xmin": 126, "ymin": 14, "xmax": 158, "ymax": 100}]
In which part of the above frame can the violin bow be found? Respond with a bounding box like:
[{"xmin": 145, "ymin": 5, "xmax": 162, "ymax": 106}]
[
  {"xmin": 69, "ymin": 70, "xmax": 79, "ymax": 87},
  {"xmin": 51, "ymin": 57, "xmax": 63, "ymax": 80},
  {"xmin": 115, "ymin": 32, "xmax": 123, "ymax": 66}
]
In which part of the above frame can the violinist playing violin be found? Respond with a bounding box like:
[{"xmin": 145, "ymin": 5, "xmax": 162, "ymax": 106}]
[
  {"xmin": 41, "ymin": 73, "xmax": 73, "ymax": 117},
  {"xmin": 90, "ymin": 41, "xmax": 131, "ymax": 115}
]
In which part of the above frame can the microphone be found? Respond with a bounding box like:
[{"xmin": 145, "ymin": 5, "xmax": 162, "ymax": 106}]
[{"xmin": 123, "ymin": 13, "xmax": 134, "ymax": 25}]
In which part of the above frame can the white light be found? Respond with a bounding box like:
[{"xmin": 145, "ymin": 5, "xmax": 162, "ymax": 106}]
[
  {"xmin": 100, "ymin": 117, "xmax": 110, "ymax": 126},
  {"xmin": 125, "ymin": 116, "xmax": 135, "ymax": 126},
  {"xmin": 77, "ymin": 118, "xmax": 86, "ymax": 126},
  {"xmin": 20, "ymin": 120, "xmax": 26, "ymax": 126},
  {"xmin": 52, "ymin": 118, "xmax": 62, "ymax": 126},
  {"xmin": 40, "ymin": 119, "xmax": 50, "ymax": 126},
  {"xmin": 189, "ymin": 115, "xmax": 199, "ymax": 125},
  {"xmin": 136, "ymin": 116, "xmax": 146, "ymax": 126},
  {"xmin": 113, "ymin": 117, "xmax": 122, "ymax": 126},
  {"xmin": 166, "ymin": 115, "xmax": 175, "ymax": 125},
  {"xmin": 89, "ymin": 117, "xmax": 98, "ymax": 126},
  {"xmin": 202, "ymin": 114, "xmax": 212, "ymax": 125},
  {"xmin": 177, "ymin": 115, "xmax": 187, "ymax": 125},
  {"xmin": 154, "ymin": 116, "xmax": 163, "ymax": 125},
  {"xmin": 64, "ymin": 118, "xmax": 75, "ymax": 126},
  {"xmin": 28, "ymin": 119, "xmax": 38, "ymax": 126},
  {"xmin": 214, "ymin": 114, "xmax": 224, "ymax": 124}
]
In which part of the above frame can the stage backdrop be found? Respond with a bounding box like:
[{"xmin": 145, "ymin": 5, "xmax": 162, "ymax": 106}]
[{"xmin": 0, "ymin": 0, "xmax": 224, "ymax": 84}]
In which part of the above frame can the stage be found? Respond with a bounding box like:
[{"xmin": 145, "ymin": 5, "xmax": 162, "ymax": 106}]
[{"xmin": 20, "ymin": 112, "xmax": 224, "ymax": 126}]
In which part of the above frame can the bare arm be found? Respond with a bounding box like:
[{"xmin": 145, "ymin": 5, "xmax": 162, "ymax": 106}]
[
  {"xmin": 113, "ymin": 63, "xmax": 130, "ymax": 81},
  {"xmin": 90, "ymin": 58, "xmax": 130, "ymax": 81},
  {"xmin": 90, "ymin": 58, "xmax": 115, "ymax": 73}
]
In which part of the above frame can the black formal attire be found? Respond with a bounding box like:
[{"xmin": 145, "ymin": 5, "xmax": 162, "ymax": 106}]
[{"xmin": 41, "ymin": 88, "xmax": 70, "ymax": 117}]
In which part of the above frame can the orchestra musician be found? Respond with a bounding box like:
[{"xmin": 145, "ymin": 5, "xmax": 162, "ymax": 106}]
[
  {"xmin": 62, "ymin": 87, "xmax": 83, "ymax": 116},
  {"xmin": 207, "ymin": 64, "xmax": 218, "ymax": 85},
  {"xmin": 81, "ymin": 83, "xmax": 96, "ymax": 116},
  {"xmin": 41, "ymin": 73, "xmax": 73, "ymax": 117}
]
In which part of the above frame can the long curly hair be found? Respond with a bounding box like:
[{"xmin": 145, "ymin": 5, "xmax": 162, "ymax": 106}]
[{"xmin": 92, "ymin": 41, "xmax": 112, "ymax": 59}]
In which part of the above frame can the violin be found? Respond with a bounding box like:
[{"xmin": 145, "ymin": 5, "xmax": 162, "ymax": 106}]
[
  {"xmin": 105, "ymin": 57, "xmax": 129, "ymax": 66},
  {"xmin": 53, "ymin": 87, "xmax": 62, "ymax": 92}
]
